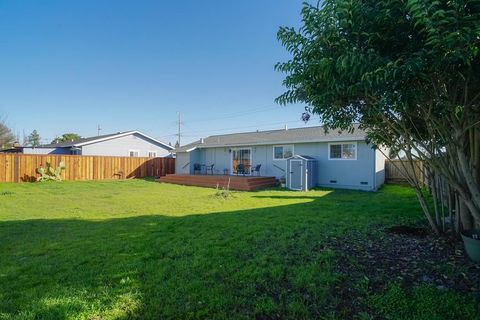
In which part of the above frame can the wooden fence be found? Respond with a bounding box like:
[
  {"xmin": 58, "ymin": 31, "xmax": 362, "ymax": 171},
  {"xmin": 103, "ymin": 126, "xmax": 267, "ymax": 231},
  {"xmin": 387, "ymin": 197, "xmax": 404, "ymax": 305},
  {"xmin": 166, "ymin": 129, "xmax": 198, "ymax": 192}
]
[
  {"xmin": 385, "ymin": 159, "xmax": 425, "ymax": 185},
  {"xmin": 0, "ymin": 154, "xmax": 175, "ymax": 183}
]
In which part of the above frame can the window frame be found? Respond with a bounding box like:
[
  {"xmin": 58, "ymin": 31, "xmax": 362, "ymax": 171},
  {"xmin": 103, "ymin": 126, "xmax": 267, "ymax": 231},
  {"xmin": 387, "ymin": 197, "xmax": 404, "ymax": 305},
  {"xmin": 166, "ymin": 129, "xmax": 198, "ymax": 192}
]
[
  {"xmin": 129, "ymin": 149, "xmax": 140, "ymax": 157},
  {"xmin": 273, "ymin": 145, "xmax": 294, "ymax": 160},
  {"xmin": 328, "ymin": 142, "xmax": 357, "ymax": 160}
]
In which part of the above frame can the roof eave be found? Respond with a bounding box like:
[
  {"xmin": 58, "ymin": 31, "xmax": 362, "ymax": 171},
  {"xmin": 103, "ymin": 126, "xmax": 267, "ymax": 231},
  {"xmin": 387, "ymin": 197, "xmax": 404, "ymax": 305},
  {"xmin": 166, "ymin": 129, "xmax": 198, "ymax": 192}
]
[
  {"xmin": 193, "ymin": 136, "xmax": 366, "ymax": 149},
  {"xmin": 74, "ymin": 131, "xmax": 174, "ymax": 150}
]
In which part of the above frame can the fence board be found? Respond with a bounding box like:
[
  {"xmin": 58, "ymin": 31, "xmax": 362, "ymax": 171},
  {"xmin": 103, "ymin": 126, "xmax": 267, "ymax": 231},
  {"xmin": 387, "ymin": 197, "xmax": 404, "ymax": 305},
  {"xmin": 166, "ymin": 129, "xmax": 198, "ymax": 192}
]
[
  {"xmin": 385, "ymin": 159, "xmax": 425, "ymax": 185},
  {"xmin": 0, "ymin": 154, "xmax": 175, "ymax": 183}
]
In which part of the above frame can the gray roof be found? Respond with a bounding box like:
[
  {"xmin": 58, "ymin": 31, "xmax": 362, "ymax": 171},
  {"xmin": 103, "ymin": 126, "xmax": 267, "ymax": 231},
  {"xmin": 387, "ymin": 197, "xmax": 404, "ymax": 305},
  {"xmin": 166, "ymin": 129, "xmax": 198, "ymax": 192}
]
[
  {"xmin": 40, "ymin": 131, "xmax": 174, "ymax": 150},
  {"xmin": 175, "ymin": 124, "xmax": 366, "ymax": 152}
]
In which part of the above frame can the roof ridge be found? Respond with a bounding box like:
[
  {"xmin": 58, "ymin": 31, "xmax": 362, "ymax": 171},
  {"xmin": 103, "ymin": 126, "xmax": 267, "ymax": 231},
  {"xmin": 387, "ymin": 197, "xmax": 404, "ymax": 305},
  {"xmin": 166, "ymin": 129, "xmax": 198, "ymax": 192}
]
[{"xmin": 205, "ymin": 125, "xmax": 328, "ymax": 139}]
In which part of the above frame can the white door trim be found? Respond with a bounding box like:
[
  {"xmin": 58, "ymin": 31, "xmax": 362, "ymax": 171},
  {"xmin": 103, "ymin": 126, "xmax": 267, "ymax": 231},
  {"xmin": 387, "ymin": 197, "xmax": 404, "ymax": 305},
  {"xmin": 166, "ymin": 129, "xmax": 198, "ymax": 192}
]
[
  {"xmin": 230, "ymin": 147, "xmax": 252, "ymax": 176},
  {"xmin": 289, "ymin": 159, "xmax": 303, "ymax": 190}
]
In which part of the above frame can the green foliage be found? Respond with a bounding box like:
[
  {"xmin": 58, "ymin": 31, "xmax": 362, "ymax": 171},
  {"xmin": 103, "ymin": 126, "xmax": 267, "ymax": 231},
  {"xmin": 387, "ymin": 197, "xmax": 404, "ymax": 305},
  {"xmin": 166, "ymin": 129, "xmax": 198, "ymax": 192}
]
[
  {"xmin": 276, "ymin": 0, "xmax": 480, "ymax": 132},
  {"xmin": 27, "ymin": 130, "xmax": 41, "ymax": 147},
  {"xmin": 0, "ymin": 120, "xmax": 15, "ymax": 149},
  {"xmin": 370, "ymin": 282, "xmax": 477, "ymax": 320},
  {"xmin": 36, "ymin": 161, "xmax": 66, "ymax": 182},
  {"xmin": 51, "ymin": 133, "xmax": 82, "ymax": 144},
  {"xmin": 276, "ymin": 0, "xmax": 480, "ymax": 231}
]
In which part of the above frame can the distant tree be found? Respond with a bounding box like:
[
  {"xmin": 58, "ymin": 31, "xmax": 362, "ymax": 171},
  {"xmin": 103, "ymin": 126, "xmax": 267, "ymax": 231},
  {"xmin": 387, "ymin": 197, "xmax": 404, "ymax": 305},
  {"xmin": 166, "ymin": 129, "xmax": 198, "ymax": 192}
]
[
  {"xmin": 0, "ymin": 120, "xmax": 15, "ymax": 148},
  {"xmin": 51, "ymin": 133, "xmax": 82, "ymax": 144},
  {"xmin": 28, "ymin": 130, "xmax": 41, "ymax": 147}
]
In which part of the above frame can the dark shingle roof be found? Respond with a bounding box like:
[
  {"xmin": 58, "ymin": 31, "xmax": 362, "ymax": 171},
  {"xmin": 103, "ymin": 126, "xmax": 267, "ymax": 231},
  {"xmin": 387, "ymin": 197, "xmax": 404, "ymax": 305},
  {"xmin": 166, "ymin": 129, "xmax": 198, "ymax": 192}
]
[
  {"xmin": 175, "ymin": 124, "xmax": 366, "ymax": 152},
  {"xmin": 42, "ymin": 132, "xmax": 128, "ymax": 148}
]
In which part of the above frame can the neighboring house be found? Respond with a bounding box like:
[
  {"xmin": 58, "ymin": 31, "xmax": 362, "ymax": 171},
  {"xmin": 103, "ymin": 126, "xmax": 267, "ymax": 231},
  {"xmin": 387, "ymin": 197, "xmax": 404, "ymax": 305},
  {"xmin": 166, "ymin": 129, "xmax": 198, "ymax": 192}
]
[
  {"xmin": 174, "ymin": 125, "xmax": 388, "ymax": 191},
  {"xmin": 22, "ymin": 131, "xmax": 173, "ymax": 157}
]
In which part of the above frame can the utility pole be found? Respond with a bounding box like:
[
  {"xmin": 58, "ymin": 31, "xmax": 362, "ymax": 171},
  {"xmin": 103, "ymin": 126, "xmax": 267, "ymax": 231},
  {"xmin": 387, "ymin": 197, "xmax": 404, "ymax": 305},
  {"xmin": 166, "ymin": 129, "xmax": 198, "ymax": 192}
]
[
  {"xmin": 176, "ymin": 112, "xmax": 182, "ymax": 147},
  {"xmin": 97, "ymin": 124, "xmax": 102, "ymax": 136}
]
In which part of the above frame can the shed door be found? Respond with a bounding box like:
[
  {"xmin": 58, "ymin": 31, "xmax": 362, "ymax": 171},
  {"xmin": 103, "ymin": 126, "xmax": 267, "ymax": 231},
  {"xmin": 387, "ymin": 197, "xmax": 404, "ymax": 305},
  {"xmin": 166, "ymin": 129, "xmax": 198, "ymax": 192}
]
[{"xmin": 289, "ymin": 160, "xmax": 303, "ymax": 190}]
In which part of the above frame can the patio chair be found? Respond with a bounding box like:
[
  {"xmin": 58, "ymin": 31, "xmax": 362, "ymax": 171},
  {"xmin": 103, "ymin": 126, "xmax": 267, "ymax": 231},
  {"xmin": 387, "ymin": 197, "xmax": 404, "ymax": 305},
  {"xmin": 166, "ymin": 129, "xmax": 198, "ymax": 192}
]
[
  {"xmin": 205, "ymin": 164, "xmax": 214, "ymax": 175},
  {"xmin": 236, "ymin": 164, "xmax": 246, "ymax": 176},
  {"xmin": 193, "ymin": 163, "xmax": 201, "ymax": 175},
  {"xmin": 251, "ymin": 164, "xmax": 261, "ymax": 176}
]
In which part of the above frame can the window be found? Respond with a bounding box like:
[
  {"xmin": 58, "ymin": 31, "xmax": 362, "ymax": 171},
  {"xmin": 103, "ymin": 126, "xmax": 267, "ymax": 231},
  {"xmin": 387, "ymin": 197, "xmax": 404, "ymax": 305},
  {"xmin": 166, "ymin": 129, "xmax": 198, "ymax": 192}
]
[
  {"xmin": 273, "ymin": 145, "xmax": 294, "ymax": 160},
  {"xmin": 148, "ymin": 151, "xmax": 157, "ymax": 158},
  {"xmin": 129, "ymin": 150, "xmax": 139, "ymax": 157},
  {"xmin": 329, "ymin": 143, "xmax": 357, "ymax": 160}
]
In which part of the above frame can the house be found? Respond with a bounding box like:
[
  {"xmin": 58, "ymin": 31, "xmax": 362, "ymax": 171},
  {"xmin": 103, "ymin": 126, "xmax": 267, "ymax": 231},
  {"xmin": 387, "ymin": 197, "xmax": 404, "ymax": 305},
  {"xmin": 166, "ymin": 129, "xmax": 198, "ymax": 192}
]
[
  {"xmin": 173, "ymin": 125, "xmax": 387, "ymax": 191},
  {"xmin": 22, "ymin": 131, "xmax": 174, "ymax": 157}
]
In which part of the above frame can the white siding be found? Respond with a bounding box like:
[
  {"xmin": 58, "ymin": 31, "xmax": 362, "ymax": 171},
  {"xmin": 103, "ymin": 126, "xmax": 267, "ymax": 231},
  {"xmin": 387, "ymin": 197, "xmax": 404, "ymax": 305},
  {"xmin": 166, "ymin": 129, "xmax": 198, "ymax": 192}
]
[
  {"xmin": 81, "ymin": 133, "xmax": 171, "ymax": 157},
  {"xmin": 375, "ymin": 148, "xmax": 388, "ymax": 189}
]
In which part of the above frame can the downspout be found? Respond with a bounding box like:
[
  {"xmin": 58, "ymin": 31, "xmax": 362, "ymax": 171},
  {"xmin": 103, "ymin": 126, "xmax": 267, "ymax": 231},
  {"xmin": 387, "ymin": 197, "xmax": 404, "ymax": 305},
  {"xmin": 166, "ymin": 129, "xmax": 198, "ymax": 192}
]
[{"xmin": 305, "ymin": 162, "xmax": 308, "ymax": 192}]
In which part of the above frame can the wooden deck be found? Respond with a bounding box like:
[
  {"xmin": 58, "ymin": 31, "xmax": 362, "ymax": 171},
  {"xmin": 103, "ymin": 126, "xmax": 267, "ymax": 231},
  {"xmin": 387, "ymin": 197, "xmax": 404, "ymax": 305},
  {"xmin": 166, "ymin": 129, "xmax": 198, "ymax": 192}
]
[{"xmin": 158, "ymin": 174, "xmax": 278, "ymax": 191}]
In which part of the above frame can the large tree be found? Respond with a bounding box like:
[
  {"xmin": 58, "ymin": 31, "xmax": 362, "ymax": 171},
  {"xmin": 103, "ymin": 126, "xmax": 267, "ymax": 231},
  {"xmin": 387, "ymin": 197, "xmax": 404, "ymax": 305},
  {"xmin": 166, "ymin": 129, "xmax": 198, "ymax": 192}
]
[
  {"xmin": 0, "ymin": 120, "xmax": 15, "ymax": 148},
  {"xmin": 276, "ymin": 0, "xmax": 480, "ymax": 232},
  {"xmin": 51, "ymin": 133, "xmax": 82, "ymax": 144}
]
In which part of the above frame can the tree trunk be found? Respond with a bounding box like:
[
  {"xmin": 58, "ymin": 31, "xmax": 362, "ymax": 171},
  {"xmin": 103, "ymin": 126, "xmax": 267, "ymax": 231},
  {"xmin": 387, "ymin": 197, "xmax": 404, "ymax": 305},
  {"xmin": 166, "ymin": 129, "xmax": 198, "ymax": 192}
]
[
  {"xmin": 414, "ymin": 187, "xmax": 440, "ymax": 234},
  {"xmin": 454, "ymin": 193, "xmax": 461, "ymax": 233},
  {"xmin": 455, "ymin": 128, "xmax": 480, "ymax": 223},
  {"xmin": 459, "ymin": 197, "xmax": 474, "ymax": 231}
]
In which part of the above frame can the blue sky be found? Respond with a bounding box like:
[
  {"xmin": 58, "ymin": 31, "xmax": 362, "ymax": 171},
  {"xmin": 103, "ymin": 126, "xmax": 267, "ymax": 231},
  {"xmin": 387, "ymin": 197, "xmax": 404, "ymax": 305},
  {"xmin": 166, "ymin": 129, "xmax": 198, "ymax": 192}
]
[{"xmin": 0, "ymin": 0, "xmax": 315, "ymax": 145}]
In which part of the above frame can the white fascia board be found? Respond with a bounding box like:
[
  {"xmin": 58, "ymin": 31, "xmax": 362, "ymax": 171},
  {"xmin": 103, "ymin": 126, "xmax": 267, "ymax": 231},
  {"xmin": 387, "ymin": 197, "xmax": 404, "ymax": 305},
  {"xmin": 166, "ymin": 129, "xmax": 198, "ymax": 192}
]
[
  {"xmin": 74, "ymin": 131, "xmax": 174, "ymax": 150},
  {"xmin": 196, "ymin": 136, "xmax": 366, "ymax": 149}
]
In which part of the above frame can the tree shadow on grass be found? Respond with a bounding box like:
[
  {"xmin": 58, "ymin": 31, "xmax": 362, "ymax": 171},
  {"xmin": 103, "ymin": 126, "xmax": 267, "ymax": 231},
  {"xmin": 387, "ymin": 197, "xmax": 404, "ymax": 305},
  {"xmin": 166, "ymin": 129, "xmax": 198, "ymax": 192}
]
[{"xmin": 0, "ymin": 187, "xmax": 431, "ymax": 319}]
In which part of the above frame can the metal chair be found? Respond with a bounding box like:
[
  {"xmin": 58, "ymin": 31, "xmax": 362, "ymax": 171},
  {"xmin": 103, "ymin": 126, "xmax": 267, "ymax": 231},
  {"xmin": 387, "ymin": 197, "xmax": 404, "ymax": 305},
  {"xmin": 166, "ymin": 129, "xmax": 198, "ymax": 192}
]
[
  {"xmin": 236, "ymin": 163, "xmax": 245, "ymax": 175},
  {"xmin": 193, "ymin": 163, "xmax": 201, "ymax": 175},
  {"xmin": 251, "ymin": 164, "xmax": 261, "ymax": 176},
  {"xmin": 205, "ymin": 164, "xmax": 214, "ymax": 175}
]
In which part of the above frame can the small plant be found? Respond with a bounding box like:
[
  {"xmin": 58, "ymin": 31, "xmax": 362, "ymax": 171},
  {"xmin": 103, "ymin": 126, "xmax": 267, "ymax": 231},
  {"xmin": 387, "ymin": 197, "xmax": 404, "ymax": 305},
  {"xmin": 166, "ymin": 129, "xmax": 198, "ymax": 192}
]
[
  {"xmin": 36, "ymin": 161, "xmax": 66, "ymax": 182},
  {"xmin": 215, "ymin": 178, "xmax": 232, "ymax": 199},
  {"xmin": 0, "ymin": 191, "xmax": 14, "ymax": 196}
]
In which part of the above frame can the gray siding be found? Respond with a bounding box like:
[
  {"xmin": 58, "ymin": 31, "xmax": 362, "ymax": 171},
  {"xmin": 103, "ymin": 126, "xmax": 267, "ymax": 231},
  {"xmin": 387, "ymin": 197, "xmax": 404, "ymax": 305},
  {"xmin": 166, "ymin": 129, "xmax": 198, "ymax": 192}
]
[
  {"xmin": 177, "ymin": 140, "xmax": 380, "ymax": 191},
  {"xmin": 175, "ymin": 149, "xmax": 201, "ymax": 174},
  {"xmin": 176, "ymin": 152, "xmax": 191, "ymax": 174},
  {"xmin": 81, "ymin": 133, "xmax": 171, "ymax": 157}
]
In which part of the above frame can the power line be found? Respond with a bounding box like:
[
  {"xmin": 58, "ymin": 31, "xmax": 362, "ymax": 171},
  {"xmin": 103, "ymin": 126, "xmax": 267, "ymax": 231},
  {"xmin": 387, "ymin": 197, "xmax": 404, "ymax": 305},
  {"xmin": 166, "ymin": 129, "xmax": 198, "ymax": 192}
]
[
  {"xmin": 183, "ymin": 105, "xmax": 283, "ymax": 123},
  {"xmin": 181, "ymin": 118, "xmax": 317, "ymax": 136}
]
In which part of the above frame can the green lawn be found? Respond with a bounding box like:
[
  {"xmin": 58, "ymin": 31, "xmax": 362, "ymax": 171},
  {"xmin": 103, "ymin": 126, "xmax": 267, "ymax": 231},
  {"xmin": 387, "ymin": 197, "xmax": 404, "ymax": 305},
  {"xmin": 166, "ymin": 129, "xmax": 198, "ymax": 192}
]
[{"xmin": 0, "ymin": 180, "xmax": 476, "ymax": 319}]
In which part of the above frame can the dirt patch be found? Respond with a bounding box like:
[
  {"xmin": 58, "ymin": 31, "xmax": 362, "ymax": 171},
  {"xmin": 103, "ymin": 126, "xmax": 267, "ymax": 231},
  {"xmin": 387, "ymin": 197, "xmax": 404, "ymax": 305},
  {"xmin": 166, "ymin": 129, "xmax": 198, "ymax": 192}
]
[
  {"xmin": 327, "ymin": 225, "xmax": 479, "ymax": 317},
  {"xmin": 385, "ymin": 225, "xmax": 429, "ymax": 237}
]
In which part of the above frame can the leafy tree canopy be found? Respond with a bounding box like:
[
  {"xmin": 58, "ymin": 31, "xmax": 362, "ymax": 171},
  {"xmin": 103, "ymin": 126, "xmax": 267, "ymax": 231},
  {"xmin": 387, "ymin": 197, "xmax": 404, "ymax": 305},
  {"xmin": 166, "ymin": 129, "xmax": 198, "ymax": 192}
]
[
  {"xmin": 276, "ymin": 0, "xmax": 479, "ymax": 137},
  {"xmin": 276, "ymin": 0, "xmax": 480, "ymax": 232},
  {"xmin": 0, "ymin": 120, "xmax": 15, "ymax": 148},
  {"xmin": 28, "ymin": 130, "xmax": 41, "ymax": 147},
  {"xmin": 51, "ymin": 133, "xmax": 82, "ymax": 144}
]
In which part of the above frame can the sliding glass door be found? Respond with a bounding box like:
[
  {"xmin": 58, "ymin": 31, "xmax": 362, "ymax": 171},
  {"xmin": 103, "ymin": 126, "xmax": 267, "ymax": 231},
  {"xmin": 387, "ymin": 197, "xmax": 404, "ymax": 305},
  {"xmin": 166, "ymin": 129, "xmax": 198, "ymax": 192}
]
[{"xmin": 231, "ymin": 148, "xmax": 251, "ymax": 175}]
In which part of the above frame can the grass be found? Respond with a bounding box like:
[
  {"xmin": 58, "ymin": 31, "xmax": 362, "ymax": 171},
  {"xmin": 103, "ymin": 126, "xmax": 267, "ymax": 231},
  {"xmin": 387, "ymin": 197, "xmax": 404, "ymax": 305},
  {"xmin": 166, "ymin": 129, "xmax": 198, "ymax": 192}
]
[{"xmin": 0, "ymin": 179, "xmax": 476, "ymax": 319}]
